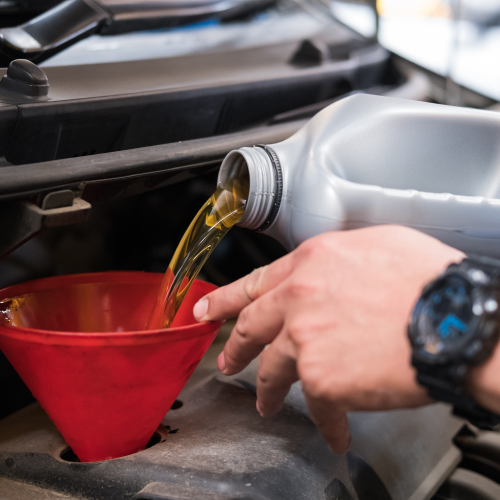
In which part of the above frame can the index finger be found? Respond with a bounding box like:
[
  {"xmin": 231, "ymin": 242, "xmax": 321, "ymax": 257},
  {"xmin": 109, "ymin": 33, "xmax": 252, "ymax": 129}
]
[{"xmin": 193, "ymin": 252, "xmax": 295, "ymax": 322}]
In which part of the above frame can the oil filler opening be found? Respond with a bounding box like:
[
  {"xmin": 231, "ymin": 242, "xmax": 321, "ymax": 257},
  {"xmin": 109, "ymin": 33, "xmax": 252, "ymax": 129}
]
[{"xmin": 59, "ymin": 430, "xmax": 167, "ymax": 463}]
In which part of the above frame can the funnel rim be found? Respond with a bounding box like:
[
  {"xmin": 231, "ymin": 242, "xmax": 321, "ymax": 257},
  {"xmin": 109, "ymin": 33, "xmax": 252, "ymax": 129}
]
[
  {"xmin": 0, "ymin": 319, "xmax": 223, "ymax": 343},
  {"xmin": 0, "ymin": 271, "xmax": 222, "ymax": 342},
  {"xmin": 0, "ymin": 270, "xmax": 165, "ymax": 297}
]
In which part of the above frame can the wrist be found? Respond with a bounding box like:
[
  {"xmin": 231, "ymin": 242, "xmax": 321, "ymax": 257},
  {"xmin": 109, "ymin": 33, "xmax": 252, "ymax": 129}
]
[{"xmin": 469, "ymin": 340, "xmax": 500, "ymax": 414}]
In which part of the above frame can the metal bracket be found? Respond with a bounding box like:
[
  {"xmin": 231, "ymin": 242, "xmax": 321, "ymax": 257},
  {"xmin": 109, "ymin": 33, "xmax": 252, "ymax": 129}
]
[{"xmin": 0, "ymin": 191, "xmax": 91, "ymax": 259}]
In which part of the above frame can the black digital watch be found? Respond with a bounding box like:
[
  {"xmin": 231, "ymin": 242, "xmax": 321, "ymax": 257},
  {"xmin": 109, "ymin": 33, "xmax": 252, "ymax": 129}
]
[{"xmin": 408, "ymin": 256, "xmax": 500, "ymax": 430}]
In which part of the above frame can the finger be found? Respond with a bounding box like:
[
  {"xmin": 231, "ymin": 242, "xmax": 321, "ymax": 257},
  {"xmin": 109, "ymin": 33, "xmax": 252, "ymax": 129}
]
[
  {"xmin": 303, "ymin": 393, "xmax": 351, "ymax": 454},
  {"xmin": 255, "ymin": 334, "xmax": 299, "ymax": 417},
  {"xmin": 193, "ymin": 252, "xmax": 295, "ymax": 321},
  {"xmin": 220, "ymin": 289, "xmax": 288, "ymax": 375}
]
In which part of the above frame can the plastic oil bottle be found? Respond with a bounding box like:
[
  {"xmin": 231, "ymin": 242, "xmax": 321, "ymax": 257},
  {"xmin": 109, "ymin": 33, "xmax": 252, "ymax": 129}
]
[{"xmin": 218, "ymin": 94, "xmax": 500, "ymax": 257}]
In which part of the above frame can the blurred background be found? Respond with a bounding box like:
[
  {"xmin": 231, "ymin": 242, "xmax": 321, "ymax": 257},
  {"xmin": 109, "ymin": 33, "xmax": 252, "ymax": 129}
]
[{"xmin": 338, "ymin": 0, "xmax": 500, "ymax": 103}]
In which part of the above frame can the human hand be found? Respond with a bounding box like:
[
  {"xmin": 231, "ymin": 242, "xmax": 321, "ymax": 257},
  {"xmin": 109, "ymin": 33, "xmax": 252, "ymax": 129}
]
[{"xmin": 193, "ymin": 226, "xmax": 464, "ymax": 453}]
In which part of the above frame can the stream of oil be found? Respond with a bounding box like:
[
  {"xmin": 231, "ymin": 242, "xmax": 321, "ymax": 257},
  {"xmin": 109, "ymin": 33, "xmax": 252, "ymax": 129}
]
[{"xmin": 145, "ymin": 170, "xmax": 250, "ymax": 330}]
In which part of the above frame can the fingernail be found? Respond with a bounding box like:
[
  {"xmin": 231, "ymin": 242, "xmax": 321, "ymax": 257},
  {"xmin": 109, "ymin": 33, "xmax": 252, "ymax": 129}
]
[
  {"xmin": 256, "ymin": 400, "xmax": 263, "ymax": 416},
  {"xmin": 217, "ymin": 352, "xmax": 226, "ymax": 373},
  {"xmin": 193, "ymin": 298, "xmax": 208, "ymax": 321}
]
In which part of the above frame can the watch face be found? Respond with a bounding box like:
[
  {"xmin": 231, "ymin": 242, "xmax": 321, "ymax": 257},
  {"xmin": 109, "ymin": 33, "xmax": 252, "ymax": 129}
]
[{"xmin": 415, "ymin": 273, "xmax": 475, "ymax": 358}]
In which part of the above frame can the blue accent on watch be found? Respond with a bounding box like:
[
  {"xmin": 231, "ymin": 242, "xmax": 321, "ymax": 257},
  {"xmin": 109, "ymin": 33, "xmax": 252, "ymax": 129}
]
[{"xmin": 438, "ymin": 314, "xmax": 467, "ymax": 339}]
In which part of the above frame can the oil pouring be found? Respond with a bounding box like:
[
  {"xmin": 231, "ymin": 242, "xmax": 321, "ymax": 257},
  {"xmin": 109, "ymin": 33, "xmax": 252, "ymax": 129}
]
[
  {"xmin": 146, "ymin": 158, "xmax": 250, "ymax": 329},
  {"xmin": 150, "ymin": 93, "xmax": 500, "ymax": 327}
]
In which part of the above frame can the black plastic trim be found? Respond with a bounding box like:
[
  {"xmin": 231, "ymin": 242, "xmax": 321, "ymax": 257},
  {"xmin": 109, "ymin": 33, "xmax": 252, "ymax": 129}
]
[{"xmin": 0, "ymin": 119, "xmax": 305, "ymax": 201}]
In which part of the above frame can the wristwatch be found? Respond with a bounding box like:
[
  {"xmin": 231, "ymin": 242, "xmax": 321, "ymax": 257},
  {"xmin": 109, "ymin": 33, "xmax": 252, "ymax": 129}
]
[{"xmin": 408, "ymin": 256, "xmax": 500, "ymax": 430}]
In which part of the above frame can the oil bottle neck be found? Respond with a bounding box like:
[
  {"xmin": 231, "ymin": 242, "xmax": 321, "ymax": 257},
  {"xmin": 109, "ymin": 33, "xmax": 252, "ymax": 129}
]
[{"xmin": 218, "ymin": 145, "xmax": 282, "ymax": 231}]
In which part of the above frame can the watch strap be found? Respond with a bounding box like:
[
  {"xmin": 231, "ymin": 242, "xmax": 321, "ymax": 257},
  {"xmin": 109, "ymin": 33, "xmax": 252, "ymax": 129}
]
[{"xmin": 414, "ymin": 361, "xmax": 500, "ymax": 430}]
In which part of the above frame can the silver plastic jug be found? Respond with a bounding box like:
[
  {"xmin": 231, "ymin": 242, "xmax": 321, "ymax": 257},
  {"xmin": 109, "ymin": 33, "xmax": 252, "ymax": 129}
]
[{"xmin": 218, "ymin": 94, "xmax": 500, "ymax": 257}]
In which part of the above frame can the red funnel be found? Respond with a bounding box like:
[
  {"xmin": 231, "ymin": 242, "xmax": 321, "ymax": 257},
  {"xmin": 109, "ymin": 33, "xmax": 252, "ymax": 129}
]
[{"xmin": 0, "ymin": 272, "xmax": 222, "ymax": 462}]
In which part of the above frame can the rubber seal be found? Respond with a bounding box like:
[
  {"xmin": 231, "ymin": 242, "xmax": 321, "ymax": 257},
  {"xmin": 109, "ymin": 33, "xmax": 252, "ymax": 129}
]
[{"xmin": 255, "ymin": 145, "xmax": 283, "ymax": 232}]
